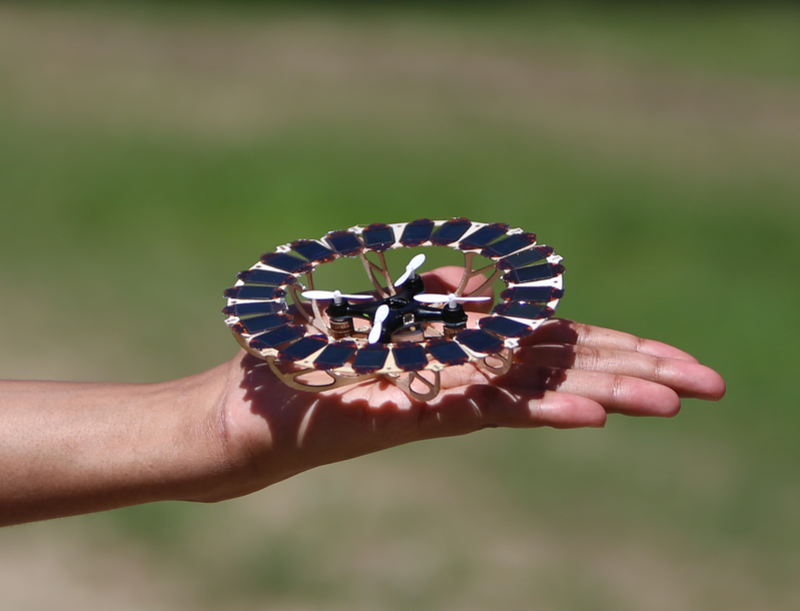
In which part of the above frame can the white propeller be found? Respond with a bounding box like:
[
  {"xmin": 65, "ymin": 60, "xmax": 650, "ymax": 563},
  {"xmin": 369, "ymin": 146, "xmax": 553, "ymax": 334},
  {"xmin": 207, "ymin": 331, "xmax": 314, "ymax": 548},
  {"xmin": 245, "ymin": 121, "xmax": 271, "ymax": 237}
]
[
  {"xmin": 414, "ymin": 293, "xmax": 491, "ymax": 308},
  {"xmin": 394, "ymin": 253, "xmax": 427, "ymax": 287},
  {"xmin": 301, "ymin": 290, "xmax": 372, "ymax": 304},
  {"xmin": 368, "ymin": 304, "xmax": 391, "ymax": 344}
]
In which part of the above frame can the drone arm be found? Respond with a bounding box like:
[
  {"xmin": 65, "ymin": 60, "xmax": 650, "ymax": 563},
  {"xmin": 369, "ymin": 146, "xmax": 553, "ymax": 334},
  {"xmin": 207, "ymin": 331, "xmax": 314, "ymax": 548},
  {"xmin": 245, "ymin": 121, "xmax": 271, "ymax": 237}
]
[
  {"xmin": 412, "ymin": 306, "xmax": 467, "ymax": 325},
  {"xmin": 345, "ymin": 300, "xmax": 385, "ymax": 320}
]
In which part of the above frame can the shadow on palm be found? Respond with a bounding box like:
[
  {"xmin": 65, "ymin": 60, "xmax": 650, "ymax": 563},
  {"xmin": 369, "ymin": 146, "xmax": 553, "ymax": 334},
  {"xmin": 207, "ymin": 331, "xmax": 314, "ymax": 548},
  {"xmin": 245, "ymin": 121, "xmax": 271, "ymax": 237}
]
[{"xmin": 235, "ymin": 316, "xmax": 578, "ymax": 472}]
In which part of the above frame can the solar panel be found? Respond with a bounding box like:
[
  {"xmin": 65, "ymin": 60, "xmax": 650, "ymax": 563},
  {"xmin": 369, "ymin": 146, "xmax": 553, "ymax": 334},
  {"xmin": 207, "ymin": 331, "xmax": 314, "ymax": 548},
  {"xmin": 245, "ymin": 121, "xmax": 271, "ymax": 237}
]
[
  {"xmin": 481, "ymin": 232, "xmax": 536, "ymax": 258},
  {"xmin": 496, "ymin": 246, "xmax": 554, "ymax": 270},
  {"xmin": 313, "ymin": 341, "xmax": 358, "ymax": 369},
  {"xmin": 259, "ymin": 252, "xmax": 312, "ymax": 274},
  {"xmin": 391, "ymin": 343, "xmax": 429, "ymax": 371},
  {"xmin": 236, "ymin": 269, "xmax": 296, "ymax": 285},
  {"xmin": 426, "ymin": 338, "xmax": 470, "ymax": 366},
  {"xmin": 351, "ymin": 344, "xmax": 390, "ymax": 374},
  {"xmin": 431, "ymin": 218, "xmax": 471, "ymax": 245},
  {"xmin": 399, "ymin": 219, "xmax": 435, "ymax": 246},
  {"xmin": 234, "ymin": 313, "xmax": 291, "ymax": 336},
  {"xmin": 278, "ymin": 335, "xmax": 329, "ymax": 362},
  {"xmin": 503, "ymin": 263, "xmax": 564, "ymax": 284},
  {"xmin": 499, "ymin": 286, "xmax": 563, "ymax": 303},
  {"xmin": 224, "ymin": 285, "xmax": 286, "ymax": 300},
  {"xmin": 455, "ymin": 329, "xmax": 504, "ymax": 354},
  {"xmin": 362, "ymin": 223, "xmax": 396, "ymax": 252},
  {"xmin": 249, "ymin": 325, "xmax": 305, "ymax": 349},
  {"xmin": 458, "ymin": 223, "xmax": 509, "ymax": 250},
  {"xmin": 290, "ymin": 239, "xmax": 336, "ymax": 263},
  {"xmin": 222, "ymin": 301, "xmax": 286, "ymax": 318},
  {"xmin": 324, "ymin": 230, "xmax": 364, "ymax": 256},
  {"xmin": 493, "ymin": 302, "xmax": 550, "ymax": 321},
  {"xmin": 479, "ymin": 315, "xmax": 534, "ymax": 339}
]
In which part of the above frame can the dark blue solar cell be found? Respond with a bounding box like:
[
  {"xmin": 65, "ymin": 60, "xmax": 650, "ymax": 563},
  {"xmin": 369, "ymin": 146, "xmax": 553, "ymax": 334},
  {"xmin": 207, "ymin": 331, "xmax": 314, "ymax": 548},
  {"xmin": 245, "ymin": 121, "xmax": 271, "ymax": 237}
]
[
  {"xmin": 455, "ymin": 329, "xmax": 504, "ymax": 354},
  {"xmin": 493, "ymin": 302, "xmax": 550, "ymax": 321},
  {"xmin": 479, "ymin": 315, "xmax": 534, "ymax": 339},
  {"xmin": 399, "ymin": 219, "xmax": 435, "ymax": 246},
  {"xmin": 503, "ymin": 263, "xmax": 564, "ymax": 284},
  {"xmin": 222, "ymin": 301, "xmax": 286, "ymax": 317},
  {"xmin": 481, "ymin": 233, "xmax": 537, "ymax": 259},
  {"xmin": 249, "ymin": 325, "xmax": 305, "ymax": 349},
  {"xmin": 431, "ymin": 218, "xmax": 472, "ymax": 245},
  {"xmin": 290, "ymin": 239, "xmax": 336, "ymax": 263},
  {"xmin": 458, "ymin": 223, "xmax": 509, "ymax": 250},
  {"xmin": 237, "ymin": 269, "xmax": 296, "ymax": 285},
  {"xmin": 224, "ymin": 285, "xmax": 287, "ymax": 300},
  {"xmin": 426, "ymin": 339, "xmax": 470, "ymax": 365},
  {"xmin": 362, "ymin": 224, "xmax": 396, "ymax": 252},
  {"xmin": 499, "ymin": 286, "xmax": 563, "ymax": 303},
  {"xmin": 391, "ymin": 343, "xmax": 429, "ymax": 371},
  {"xmin": 352, "ymin": 344, "xmax": 390, "ymax": 374},
  {"xmin": 325, "ymin": 230, "xmax": 364, "ymax": 256},
  {"xmin": 278, "ymin": 335, "xmax": 329, "ymax": 361},
  {"xmin": 496, "ymin": 246, "xmax": 553, "ymax": 270},
  {"xmin": 259, "ymin": 252, "xmax": 312, "ymax": 274},
  {"xmin": 234, "ymin": 313, "xmax": 290, "ymax": 336},
  {"xmin": 313, "ymin": 341, "xmax": 358, "ymax": 369}
]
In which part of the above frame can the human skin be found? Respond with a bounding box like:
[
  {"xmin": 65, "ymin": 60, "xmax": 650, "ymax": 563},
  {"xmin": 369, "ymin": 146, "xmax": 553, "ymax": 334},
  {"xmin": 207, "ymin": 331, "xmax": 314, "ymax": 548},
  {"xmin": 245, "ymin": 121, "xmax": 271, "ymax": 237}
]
[{"xmin": 0, "ymin": 269, "xmax": 725, "ymax": 527}]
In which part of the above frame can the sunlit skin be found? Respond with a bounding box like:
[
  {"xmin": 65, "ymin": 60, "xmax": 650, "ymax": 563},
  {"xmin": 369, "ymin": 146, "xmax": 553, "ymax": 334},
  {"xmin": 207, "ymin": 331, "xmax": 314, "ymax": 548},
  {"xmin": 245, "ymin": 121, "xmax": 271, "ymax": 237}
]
[{"xmin": 0, "ymin": 267, "xmax": 725, "ymax": 527}]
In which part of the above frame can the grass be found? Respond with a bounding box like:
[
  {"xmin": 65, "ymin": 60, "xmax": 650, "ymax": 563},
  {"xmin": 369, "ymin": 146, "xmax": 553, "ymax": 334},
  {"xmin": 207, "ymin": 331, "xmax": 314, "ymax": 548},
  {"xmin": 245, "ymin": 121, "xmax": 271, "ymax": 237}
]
[{"xmin": 1, "ymin": 2, "xmax": 799, "ymax": 610}]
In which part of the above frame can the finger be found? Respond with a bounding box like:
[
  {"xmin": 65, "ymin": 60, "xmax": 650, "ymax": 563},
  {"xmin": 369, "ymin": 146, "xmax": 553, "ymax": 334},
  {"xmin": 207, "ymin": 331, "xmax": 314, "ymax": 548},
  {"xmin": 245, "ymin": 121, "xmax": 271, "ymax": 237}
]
[
  {"xmin": 418, "ymin": 384, "xmax": 607, "ymax": 437},
  {"xmin": 516, "ymin": 344, "xmax": 726, "ymax": 400},
  {"xmin": 496, "ymin": 365, "xmax": 682, "ymax": 417},
  {"xmin": 528, "ymin": 319, "xmax": 700, "ymax": 363}
]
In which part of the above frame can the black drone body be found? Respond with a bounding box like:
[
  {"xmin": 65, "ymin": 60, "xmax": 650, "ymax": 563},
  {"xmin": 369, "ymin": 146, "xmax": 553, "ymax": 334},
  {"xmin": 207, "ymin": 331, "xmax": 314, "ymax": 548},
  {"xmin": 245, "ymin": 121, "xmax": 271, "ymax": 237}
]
[{"xmin": 322, "ymin": 274, "xmax": 469, "ymax": 344}]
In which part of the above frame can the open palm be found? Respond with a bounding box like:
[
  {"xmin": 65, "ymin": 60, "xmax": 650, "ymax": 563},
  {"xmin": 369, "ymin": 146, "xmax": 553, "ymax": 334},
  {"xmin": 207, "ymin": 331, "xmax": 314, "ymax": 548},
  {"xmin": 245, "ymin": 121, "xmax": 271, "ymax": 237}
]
[{"xmin": 206, "ymin": 268, "xmax": 725, "ymax": 502}]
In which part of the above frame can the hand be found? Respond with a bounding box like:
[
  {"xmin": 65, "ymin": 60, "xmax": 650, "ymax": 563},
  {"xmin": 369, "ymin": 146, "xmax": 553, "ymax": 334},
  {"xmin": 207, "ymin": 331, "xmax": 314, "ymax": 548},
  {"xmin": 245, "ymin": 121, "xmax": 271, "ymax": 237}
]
[
  {"xmin": 0, "ymin": 268, "xmax": 724, "ymax": 526},
  {"xmin": 199, "ymin": 268, "xmax": 726, "ymax": 502}
]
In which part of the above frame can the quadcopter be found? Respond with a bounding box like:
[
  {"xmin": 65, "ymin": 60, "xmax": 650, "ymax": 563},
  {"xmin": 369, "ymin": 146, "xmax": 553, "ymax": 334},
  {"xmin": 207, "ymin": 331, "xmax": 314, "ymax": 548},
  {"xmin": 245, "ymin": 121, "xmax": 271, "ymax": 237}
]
[{"xmin": 223, "ymin": 218, "xmax": 564, "ymax": 401}]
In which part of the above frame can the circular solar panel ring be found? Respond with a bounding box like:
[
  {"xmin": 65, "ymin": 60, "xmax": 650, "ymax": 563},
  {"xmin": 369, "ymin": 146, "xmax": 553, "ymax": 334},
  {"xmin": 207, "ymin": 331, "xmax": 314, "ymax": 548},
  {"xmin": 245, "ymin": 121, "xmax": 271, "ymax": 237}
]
[{"xmin": 223, "ymin": 219, "xmax": 565, "ymax": 397}]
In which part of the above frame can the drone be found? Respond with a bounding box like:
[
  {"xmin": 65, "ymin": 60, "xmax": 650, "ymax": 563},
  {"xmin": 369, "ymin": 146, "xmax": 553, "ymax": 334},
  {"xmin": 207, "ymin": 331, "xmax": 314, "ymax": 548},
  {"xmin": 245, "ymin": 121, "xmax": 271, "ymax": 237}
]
[{"xmin": 223, "ymin": 218, "xmax": 565, "ymax": 401}]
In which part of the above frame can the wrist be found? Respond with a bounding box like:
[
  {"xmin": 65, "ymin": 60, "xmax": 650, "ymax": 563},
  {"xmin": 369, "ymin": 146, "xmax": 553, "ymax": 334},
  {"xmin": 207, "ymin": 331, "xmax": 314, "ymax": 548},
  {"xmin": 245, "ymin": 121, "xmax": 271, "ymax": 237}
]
[
  {"xmin": 186, "ymin": 352, "xmax": 313, "ymax": 503},
  {"xmin": 154, "ymin": 363, "xmax": 240, "ymax": 504}
]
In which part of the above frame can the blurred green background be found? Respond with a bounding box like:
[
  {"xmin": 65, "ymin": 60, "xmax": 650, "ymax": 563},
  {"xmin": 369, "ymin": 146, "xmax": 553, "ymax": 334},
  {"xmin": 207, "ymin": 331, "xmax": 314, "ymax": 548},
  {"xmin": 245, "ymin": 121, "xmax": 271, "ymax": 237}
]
[{"xmin": 1, "ymin": 1, "xmax": 798, "ymax": 609}]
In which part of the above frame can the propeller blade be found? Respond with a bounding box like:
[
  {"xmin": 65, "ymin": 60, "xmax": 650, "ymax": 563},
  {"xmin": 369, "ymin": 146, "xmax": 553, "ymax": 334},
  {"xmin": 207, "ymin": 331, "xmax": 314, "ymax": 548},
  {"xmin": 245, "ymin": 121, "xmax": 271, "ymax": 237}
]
[
  {"xmin": 368, "ymin": 304, "xmax": 390, "ymax": 344},
  {"xmin": 413, "ymin": 293, "xmax": 491, "ymax": 304},
  {"xmin": 301, "ymin": 290, "xmax": 372, "ymax": 302},
  {"xmin": 394, "ymin": 253, "xmax": 427, "ymax": 287}
]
